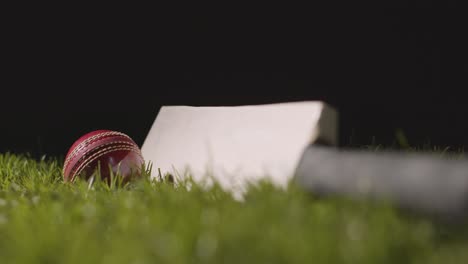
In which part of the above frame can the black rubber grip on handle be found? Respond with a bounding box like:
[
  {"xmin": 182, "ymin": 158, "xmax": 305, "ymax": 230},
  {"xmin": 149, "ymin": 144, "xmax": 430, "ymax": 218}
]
[{"xmin": 294, "ymin": 145, "xmax": 468, "ymax": 219}]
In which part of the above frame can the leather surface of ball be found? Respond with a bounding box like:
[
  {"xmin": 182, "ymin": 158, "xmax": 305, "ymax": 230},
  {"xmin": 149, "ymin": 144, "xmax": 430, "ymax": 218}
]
[{"xmin": 63, "ymin": 130, "xmax": 145, "ymax": 183}]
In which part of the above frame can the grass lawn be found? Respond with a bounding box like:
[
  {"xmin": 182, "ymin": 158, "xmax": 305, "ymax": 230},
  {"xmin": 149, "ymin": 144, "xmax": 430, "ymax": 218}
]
[{"xmin": 1, "ymin": 152, "xmax": 468, "ymax": 263}]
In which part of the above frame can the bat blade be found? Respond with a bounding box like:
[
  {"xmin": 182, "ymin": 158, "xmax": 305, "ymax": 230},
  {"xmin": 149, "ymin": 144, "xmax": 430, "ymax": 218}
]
[{"xmin": 141, "ymin": 101, "xmax": 337, "ymax": 193}]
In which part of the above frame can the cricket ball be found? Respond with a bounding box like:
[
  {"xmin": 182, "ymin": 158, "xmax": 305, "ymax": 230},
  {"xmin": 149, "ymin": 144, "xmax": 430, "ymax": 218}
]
[{"xmin": 63, "ymin": 130, "xmax": 145, "ymax": 183}]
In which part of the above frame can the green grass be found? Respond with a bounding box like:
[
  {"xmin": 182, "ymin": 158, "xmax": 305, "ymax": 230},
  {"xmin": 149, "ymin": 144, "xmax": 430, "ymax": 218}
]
[{"xmin": 1, "ymin": 153, "xmax": 468, "ymax": 263}]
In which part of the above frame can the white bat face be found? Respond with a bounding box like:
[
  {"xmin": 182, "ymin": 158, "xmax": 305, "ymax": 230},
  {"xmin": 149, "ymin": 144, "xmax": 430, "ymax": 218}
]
[{"xmin": 141, "ymin": 101, "xmax": 337, "ymax": 196}]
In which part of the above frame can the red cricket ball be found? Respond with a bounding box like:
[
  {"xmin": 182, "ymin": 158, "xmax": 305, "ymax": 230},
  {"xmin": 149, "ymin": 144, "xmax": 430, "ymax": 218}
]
[{"xmin": 63, "ymin": 130, "xmax": 145, "ymax": 183}]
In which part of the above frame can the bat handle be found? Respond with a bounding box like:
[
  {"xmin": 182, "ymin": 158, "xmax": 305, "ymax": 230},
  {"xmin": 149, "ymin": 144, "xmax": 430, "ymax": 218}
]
[{"xmin": 294, "ymin": 145, "xmax": 468, "ymax": 219}]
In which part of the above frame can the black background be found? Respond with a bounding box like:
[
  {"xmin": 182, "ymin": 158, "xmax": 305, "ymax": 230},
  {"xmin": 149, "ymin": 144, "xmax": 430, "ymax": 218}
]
[{"xmin": 2, "ymin": 10, "xmax": 467, "ymax": 158}]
